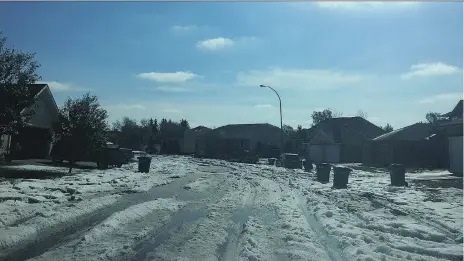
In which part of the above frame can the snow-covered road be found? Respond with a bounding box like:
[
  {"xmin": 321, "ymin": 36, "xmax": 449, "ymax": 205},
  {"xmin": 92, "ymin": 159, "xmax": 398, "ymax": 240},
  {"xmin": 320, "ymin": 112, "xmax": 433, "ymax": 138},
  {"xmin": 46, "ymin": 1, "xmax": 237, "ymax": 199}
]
[{"xmin": 0, "ymin": 156, "xmax": 462, "ymax": 261}]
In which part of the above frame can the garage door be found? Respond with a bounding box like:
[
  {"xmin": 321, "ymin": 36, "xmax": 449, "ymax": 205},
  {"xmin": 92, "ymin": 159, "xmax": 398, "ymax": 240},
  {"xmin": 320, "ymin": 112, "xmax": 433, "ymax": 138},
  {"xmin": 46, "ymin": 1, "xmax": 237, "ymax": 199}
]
[{"xmin": 309, "ymin": 145, "xmax": 340, "ymax": 164}]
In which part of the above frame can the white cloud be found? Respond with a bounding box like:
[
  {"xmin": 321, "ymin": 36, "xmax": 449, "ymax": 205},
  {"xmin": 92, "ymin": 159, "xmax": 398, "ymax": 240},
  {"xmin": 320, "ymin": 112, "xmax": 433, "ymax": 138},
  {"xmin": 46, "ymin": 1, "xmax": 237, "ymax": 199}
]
[
  {"xmin": 39, "ymin": 81, "xmax": 89, "ymax": 92},
  {"xmin": 236, "ymin": 67, "xmax": 366, "ymax": 89},
  {"xmin": 171, "ymin": 25, "xmax": 199, "ymax": 33},
  {"xmin": 162, "ymin": 108, "xmax": 182, "ymax": 114},
  {"xmin": 196, "ymin": 37, "xmax": 234, "ymax": 51},
  {"xmin": 254, "ymin": 104, "xmax": 273, "ymax": 109},
  {"xmin": 401, "ymin": 62, "xmax": 460, "ymax": 80},
  {"xmin": 314, "ymin": 2, "xmax": 418, "ymax": 11},
  {"xmin": 418, "ymin": 93, "xmax": 463, "ymax": 104},
  {"xmin": 136, "ymin": 71, "xmax": 200, "ymax": 83},
  {"xmin": 196, "ymin": 37, "xmax": 260, "ymax": 51},
  {"xmin": 155, "ymin": 86, "xmax": 192, "ymax": 93}
]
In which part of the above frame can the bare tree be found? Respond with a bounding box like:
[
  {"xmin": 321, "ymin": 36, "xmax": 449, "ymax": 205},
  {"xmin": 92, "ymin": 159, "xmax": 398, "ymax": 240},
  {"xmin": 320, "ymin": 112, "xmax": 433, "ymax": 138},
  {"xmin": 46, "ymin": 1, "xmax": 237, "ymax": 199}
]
[
  {"xmin": 356, "ymin": 110, "xmax": 368, "ymax": 119},
  {"xmin": 333, "ymin": 109, "xmax": 343, "ymax": 118}
]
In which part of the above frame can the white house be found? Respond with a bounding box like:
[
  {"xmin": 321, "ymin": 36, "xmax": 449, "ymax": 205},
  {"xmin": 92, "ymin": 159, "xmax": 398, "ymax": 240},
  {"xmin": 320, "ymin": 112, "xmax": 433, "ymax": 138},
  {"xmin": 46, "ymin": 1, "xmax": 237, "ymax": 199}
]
[{"xmin": 1, "ymin": 84, "xmax": 59, "ymax": 159}]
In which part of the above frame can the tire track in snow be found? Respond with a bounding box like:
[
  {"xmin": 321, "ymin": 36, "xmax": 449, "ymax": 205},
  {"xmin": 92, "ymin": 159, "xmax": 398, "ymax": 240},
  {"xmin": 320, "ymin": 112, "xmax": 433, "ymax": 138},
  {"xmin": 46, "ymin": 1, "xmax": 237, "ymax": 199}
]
[
  {"xmin": 217, "ymin": 171, "xmax": 260, "ymax": 261},
  {"xmin": 358, "ymin": 191, "xmax": 460, "ymax": 239},
  {"xmin": 296, "ymin": 194, "xmax": 349, "ymax": 261},
  {"xmin": 122, "ymin": 171, "xmax": 256, "ymax": 261},
  {"xmin": 2, "ymin": 173, "xmax": 205, "ymax": 261}
]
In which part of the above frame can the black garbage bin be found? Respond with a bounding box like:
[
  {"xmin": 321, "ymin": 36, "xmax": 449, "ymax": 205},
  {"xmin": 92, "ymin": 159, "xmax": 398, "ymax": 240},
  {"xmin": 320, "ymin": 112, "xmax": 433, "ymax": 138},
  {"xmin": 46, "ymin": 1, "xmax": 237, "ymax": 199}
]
[
  {"xmin": 138, "ymin": 156, "xmax": 151, "ymax": 173},
  {"xmin": 304, "ymin": 159, "xmax": 313, "ymax": 171},
  {"xmin": 268, "ymin": 158, "xmax": 276, "ymax": 166},
  {"xmin": 390, "ymin": 164, "xmax": 408, "ymax": 186},
  {"xmin": 316, "ymin": 163, "xmax": 331, "ymax": 183},
  {"xmin": 333, "ymin": 166, "xmax": 352, "ymax": 189}
]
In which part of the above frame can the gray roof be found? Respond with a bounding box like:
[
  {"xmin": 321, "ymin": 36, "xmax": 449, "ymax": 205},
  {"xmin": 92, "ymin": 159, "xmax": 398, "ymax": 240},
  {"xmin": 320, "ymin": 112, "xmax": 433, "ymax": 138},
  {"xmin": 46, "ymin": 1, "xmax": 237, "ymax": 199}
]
[
  {"xmin": 191, "ymin": 126, "xmax": 212, "ymax": 132},
  {"xmin": 211, "ymin": 123, "xmax": 280, "ymax": 133},
  {"xmin": 1, "ymin": 83, "xmax": 47, "ymax": 97},
  {"xmin": 206, "ymin": 123, "xmax": 281, "ymax": 145},
  {"xmin": 373, "ymin": 122, "xmax": 435, "ymax": 142},
  {"xmin": 306, "ymin": 117, "xmax": 385, "ymax": 144}
]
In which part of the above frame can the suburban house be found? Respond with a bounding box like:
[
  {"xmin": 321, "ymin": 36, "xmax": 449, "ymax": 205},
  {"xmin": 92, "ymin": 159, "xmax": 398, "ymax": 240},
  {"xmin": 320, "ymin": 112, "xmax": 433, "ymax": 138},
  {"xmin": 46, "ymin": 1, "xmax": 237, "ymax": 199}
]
[
  {"xmin": 160, "ymin": 138, "xmax": 181, "ymax": 154},
  {"xmin": 0, "ymin": 84, "xmax": 59, "ymax": 159},
  {"xmin": 437, "ymin": 100, "xmax": 463, "ymax": 176},
  {"xmin": 363, "ymin": 123, "xmax": 448, "ymax": 168},
  {"xmin": 304, "ymin": 117, "xmax": 385, "ymax": 163},
  {"xmin": 107, "ymin": 130, "xmax": 122, "ymax": 145},
  {"xmin": 180, "ymin": 126, "xmax": 211, "ymax": 154},
  {"xmin": 199, "ymin": 123, "xmax": 281, "ymax": 159}
]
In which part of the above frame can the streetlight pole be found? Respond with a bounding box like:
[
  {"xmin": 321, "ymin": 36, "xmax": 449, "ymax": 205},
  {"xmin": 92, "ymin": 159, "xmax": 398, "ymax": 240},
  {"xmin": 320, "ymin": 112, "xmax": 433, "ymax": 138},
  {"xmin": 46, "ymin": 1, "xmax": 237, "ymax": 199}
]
[{"xmin": 259, "ymin": 84, "xmax": 284, "ymax": 155}]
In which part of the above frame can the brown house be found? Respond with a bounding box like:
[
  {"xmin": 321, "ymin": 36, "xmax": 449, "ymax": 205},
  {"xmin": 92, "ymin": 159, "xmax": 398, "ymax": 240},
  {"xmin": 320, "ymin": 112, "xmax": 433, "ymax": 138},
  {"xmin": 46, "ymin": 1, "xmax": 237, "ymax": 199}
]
[
  {"xmin": 1, "ymin": 84, "xmax": 59, "ymax": 159},
  {"xmin": 181, "ymin": 126, "xmax": 211, "ymax": 155},
  {"xmin": 200, "ymin": 123, "xmax": 281, "ymax": 159},
  {"xmin": 363, "ymin": 123, "xmax": 448, "ymax": 168},
  {"xmin": 304, "ymin": 117, "xmax": 385, "ymax": 163}
]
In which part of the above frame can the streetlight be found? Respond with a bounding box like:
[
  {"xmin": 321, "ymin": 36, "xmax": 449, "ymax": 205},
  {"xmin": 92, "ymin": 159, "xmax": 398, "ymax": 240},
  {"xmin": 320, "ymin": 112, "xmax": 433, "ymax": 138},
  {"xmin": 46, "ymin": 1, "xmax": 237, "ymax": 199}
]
[{"xmin": 259, "ymin": 84, "xmax": 284, "ymax": 155}]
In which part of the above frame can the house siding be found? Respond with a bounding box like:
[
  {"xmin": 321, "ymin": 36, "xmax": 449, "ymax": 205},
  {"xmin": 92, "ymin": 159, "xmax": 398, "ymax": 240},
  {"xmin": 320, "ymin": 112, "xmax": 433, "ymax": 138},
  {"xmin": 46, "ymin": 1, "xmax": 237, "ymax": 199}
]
[
  {"xmin": 10, "ymin": 85, "xmax": 58, "ymax": 159},
  {"xmin": 200, "ymin": 124, "xmax": 280, "ymax": 159},
  {"xmin": 181, "ymin": 128, "xmax": 211, "ymax": 154},
  {"xmin": 23, "ymin": 86, "xmax": 58, "ymax": 129},
  {"xmin": 448, "ymin": 136, "xmax": 463, "ymax": 176},
  {"xmin": 365, "ymin": 139, "xmax": 447, "ymax": 168},
  {"xmin": 308, "ymin": 144, "xmax": 340, "ymax": 163},
  {"xmin": 305, "ymin": 117, "xmax": 385, "ymax": 163}
]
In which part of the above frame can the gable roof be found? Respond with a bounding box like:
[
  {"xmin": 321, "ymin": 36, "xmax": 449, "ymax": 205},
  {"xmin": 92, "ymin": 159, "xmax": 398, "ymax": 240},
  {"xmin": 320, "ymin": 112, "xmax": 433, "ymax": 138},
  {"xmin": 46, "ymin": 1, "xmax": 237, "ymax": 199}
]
[
  {"xmin": 306, "ymin": 117, "xmax": 385, "ymax": 144},
  {"xmin": 373, "ymin": 122, "xmax": 435, "ymax": 142},
  {"xmin": 213, "ymin": 123, "xmax": 280, "ymax": 132},
  {"xmin": 207, "ymin": 123, "xmax": 281, "ymax": 141},
  {"xmin": 191, "ymin": 126, "xmax": 212, "ymax": 132},
  {"xmin": 26, "ymin": 83, "xmax": 48, "ymax": 98},
  {"xmin": 310, "ymin": 130, "xmax": 333, "ymax": 144},
  {"xmin": 22, "ymin": 84, "xmax": 58, "ymax": 113},
  {"xmin": 1, "ymin": 83, "xmax": 48, "ymax": 98},
  {"xmin": 441, "ymin": 100, "xmax": 463, "ymax": 118}
]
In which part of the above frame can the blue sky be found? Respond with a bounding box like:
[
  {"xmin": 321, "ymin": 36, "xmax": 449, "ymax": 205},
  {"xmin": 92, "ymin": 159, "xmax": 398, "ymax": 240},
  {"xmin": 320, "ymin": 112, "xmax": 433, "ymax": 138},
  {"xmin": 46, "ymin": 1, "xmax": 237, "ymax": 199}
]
[{"xmin": 1, "ymin": 2, "xmax": 462, "ymax": 129}]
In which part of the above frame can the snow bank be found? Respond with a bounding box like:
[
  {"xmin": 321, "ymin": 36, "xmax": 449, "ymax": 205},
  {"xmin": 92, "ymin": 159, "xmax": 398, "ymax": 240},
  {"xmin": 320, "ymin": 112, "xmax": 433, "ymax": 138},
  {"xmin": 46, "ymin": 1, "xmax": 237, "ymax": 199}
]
[
  {"xmin": 217, "ymin": 160, "xmax": 462, "ymax": 261},
  {"xmin": 183, "ymin": 176, "xmax": 217, "ymax": 192},
  {"xmin": 0, "ymin": 194, "xmax": 119, "ymax": 251},
  {"xmin": 2, "ymin": 164, "xmax": 69, "ymax": 173},
  {"xmin": 297, "ymin": 166, "xmax": 463, "ymax": 261},
  {"xmin": 83, "ymin": 198, "xmax": 185, "ymax": 242},
  {"xmin": 0, "ymin": 156, "xmax": 195, "ymax": 228},
  {"xmin": 30, "ymin": 198, "xmax": 186, "ymax": 261}
]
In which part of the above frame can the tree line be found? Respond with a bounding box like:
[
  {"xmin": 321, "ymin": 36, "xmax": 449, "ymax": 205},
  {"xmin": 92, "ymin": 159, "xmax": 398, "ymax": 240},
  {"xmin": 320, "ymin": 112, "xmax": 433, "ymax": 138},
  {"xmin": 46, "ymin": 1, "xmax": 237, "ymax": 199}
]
[{"xmin": 110, "ymin": 117, "xmax": 190, "ymax": 152}]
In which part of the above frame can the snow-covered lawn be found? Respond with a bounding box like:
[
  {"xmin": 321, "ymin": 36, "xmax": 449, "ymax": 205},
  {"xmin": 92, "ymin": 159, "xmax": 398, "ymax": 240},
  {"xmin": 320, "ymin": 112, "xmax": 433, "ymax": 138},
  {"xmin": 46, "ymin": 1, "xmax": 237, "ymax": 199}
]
[
  {"xmin": 0, "ymin": 156, "xmax": 462, "ymax": 261},
  {"xmin": 215, "ymin": 160, "xmax": 463, "ymax": 261},
  {"xmin": 30, "ymin": 197, "xmax": 186, "ymax": 261},
  {"xmin": 0, "ymin": 155, "xmax": 195, "ymax": 253},
  {"xmin": 286, "ymin": 164, "xmax": 462, "ymax": 261}
]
